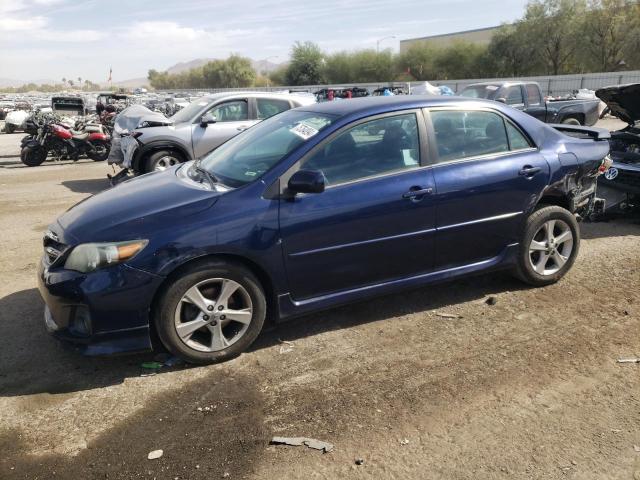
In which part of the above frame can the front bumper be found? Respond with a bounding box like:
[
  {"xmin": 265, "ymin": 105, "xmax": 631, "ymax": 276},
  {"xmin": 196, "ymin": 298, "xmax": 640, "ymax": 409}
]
[{"xmin": 37, "ymin": 256, "xmax": 165, "ymax": 356}]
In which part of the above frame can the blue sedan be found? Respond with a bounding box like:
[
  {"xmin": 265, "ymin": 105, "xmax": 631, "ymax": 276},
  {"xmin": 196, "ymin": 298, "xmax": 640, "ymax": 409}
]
[{"xmin": 38, "ymin": 96, "xmax": 610, "ymax": 363}]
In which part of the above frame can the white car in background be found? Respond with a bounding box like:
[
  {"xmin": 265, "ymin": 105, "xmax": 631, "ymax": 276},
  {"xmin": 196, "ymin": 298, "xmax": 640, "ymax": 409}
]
[{"xmin": 111, "ymin": 92, "xmax": 317, "ymax": 174}]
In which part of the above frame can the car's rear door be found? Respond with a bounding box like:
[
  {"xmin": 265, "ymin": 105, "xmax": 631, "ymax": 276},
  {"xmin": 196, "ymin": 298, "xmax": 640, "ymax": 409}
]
[
  {"xmin": 279, "ymin": 110, "xmax": 437, "ymax": 300},
  {"xmin": 523, "ymin": 84, "xmax": 547, "ymax": 122},
  {"xmin": 426, "ymin": 107, "xmax": 549, "ymax": 269},
  {"xmin": 192, "ymin": 98, "xmax": 252, "ymax": 158}
]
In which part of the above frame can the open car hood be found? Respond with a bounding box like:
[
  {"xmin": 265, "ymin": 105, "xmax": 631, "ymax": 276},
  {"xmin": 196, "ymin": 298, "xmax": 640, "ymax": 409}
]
[{"xmin": 596, "ymin": 83, "xmax": 640, "ymax": 126}]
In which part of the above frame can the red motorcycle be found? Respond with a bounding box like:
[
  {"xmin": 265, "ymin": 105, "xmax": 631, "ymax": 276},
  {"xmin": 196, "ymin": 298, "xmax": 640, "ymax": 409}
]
[{"xmin": 20, "ymin": 116, "xmax": 110, "ymax": 167}]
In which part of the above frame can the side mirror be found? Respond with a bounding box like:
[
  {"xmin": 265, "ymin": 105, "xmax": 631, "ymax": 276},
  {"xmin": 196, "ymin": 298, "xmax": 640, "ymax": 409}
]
[
  {"xmin": 287, "ymin": 170, "xmax": 325, "ymax": 195},
  {"xmin": 496, "ymin": 97, "xmax": 507, "ymax": 104},
  {"xmin": 200, "ymin": 113, "xmax": 217, "ymax": 127}
]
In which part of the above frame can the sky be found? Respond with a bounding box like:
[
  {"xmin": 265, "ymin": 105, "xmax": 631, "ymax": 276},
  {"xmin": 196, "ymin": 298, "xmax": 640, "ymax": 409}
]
[{"xmin": 0, "ymin": 0, "xmax": 529, "ymax": 83}]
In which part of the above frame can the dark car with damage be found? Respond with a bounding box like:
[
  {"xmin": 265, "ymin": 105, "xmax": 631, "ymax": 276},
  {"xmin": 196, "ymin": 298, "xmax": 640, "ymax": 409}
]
[
  {"xmin": 596, "ymin": 83, "xmax": 640, "ymax": 213},
  {"xmin": 38, "ymin": 96, "xmax": 610, "ymax": 364}
]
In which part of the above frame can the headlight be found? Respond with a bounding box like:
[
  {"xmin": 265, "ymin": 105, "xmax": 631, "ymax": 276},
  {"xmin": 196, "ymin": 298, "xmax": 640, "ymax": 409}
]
[{"xmin": 64, "ymin": 240, "xmax": 148, "ymax": 273}]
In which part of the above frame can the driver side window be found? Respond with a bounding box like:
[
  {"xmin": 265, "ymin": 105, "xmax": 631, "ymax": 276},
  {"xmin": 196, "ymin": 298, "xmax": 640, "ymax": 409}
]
[
  {"xmin": 302, "ymin": 113, "xmax": 420, "ymax": 186},
  {"xmin": 207, "ymin": 100, "xmax": 248, "ymax": 122}
]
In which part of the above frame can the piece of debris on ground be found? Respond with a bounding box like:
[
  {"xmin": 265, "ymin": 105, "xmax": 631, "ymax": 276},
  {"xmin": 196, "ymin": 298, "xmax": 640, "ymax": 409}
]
[{"xmin": 270, "ymin": 436, "xmax": 334, "ymax": 453}]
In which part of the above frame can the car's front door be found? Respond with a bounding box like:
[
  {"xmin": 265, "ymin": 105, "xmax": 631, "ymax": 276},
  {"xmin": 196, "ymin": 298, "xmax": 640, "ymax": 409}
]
[
  {"xmin": 279, "ymin": 111, "xmax": 437, "ymax": 300},
  {"xmin": 192, "ymin": 98, "xmax": 256, "ymax": 158},
  {"xmin": 427, "ymin": 108, "xmax": 549, "ymax": 269}
]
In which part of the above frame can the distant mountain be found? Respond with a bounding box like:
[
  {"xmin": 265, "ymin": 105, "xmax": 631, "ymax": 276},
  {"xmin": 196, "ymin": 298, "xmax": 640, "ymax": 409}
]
[
  {"xmin": 0, "ymin": 77, "xmax": 58, "ymax": 87},
  {"xmin": 166, "ymin": 58, "xmax": 212, "ymax": 74},
  {"xmin": 165, "ymin": 58, "xmax": 283, "ymax": 75},
  {"xmin": 109, "ymin": 57, "xmax": 284, "ymax": 90},
  {"xmin": 111, "ymin": 77, "xmax": 149, "ymax": 88}
]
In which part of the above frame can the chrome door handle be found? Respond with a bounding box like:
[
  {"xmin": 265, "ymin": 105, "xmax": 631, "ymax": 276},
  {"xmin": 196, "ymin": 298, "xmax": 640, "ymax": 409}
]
[
  {"xmin": 403, "ymin": 187, "xmax": 433, "ymax": 199},
  {"xmin": 519, "ymin": 165, "xmax": 541, "ymax": 177},
  {"xmin": 237, "ymin": 125, "xmax": 249, "ymax": 131}
]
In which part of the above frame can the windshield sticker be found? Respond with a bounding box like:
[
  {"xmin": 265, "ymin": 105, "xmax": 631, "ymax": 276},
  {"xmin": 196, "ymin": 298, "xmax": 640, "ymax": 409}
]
[{"xmin": 290, "ymin": 122, "xmax": 319, "ymax": 140}]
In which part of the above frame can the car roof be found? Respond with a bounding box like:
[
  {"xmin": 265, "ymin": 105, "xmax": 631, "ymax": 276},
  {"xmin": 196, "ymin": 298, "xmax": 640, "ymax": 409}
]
[
  {"xmin": 296, "ymin": 95, "xmax": 496, "ymax": 118},
  {"xmin": 201, "ymin": 91, "xmax": 312, "ymax": 101}
]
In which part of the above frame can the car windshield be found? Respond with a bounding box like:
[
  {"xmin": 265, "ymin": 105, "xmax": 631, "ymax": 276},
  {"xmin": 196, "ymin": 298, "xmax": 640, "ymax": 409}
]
[
  {"xmin": 460, "ymin": 85, "xmax": 500, "ymax": 100},
  {"xmin": 199, "ymin": 110, "xmax": 335, "ymax": 188},
  {"xmin": 169, "ymin": 98, "xmax": 208, "ymax": 123}
]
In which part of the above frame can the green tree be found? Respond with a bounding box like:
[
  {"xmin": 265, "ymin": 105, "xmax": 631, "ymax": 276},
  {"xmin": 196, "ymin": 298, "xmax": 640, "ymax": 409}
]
[
  {"xmin": 268, "ymin": 65, "xmax": 288, "ymax": 86},
  {"xmin": 522, "ymin": 0, "xmax": 586, "ymax": 75},
  {"xmin": 396, "ymin": 43, "xmax": 439, "ymax": 80},
  {"xmin": 581, "ymin": 0, "xmax": 631, "ymax": 71},
  {"xmin": 285, "ymin": 41, "xmax": 325, "ymax": 85}
]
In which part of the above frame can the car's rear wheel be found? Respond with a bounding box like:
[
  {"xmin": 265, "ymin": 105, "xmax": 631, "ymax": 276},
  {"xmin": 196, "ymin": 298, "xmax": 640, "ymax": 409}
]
[
  {"xmin": 4, "ymin": 123, "xmax": 15, "ymax": 134},
  {"xmin": 145, "ymin": 150, "xmax": 183, "ymax": 173},
  {"xmin": 561, "ymin": 117, "xmax": 582, "ymax": 126},
  {"xmin": 514, "ymin": 205, "xmax": 580, "ymax": 286},
  {"xmin": 156, "ymin": 260, "xmax": 266, "ymax": 364}
]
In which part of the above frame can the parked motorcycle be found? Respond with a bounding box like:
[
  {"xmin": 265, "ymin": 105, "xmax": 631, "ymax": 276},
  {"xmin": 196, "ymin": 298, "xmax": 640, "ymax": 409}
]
[{"xmin": 20, "ymin": 114, "xmax": 110, "ymax": 167}]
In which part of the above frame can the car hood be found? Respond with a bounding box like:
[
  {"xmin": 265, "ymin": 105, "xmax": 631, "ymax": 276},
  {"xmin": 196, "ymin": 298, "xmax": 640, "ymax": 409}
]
[
  {"xmin": 596, "ymin": 83, "xmax": 640, "ymax": 126},
  {"xmin": 55, "ymin": 168, "xmax": 218, "ymax": 244},
  {"xmin": 114, "ymin": 105, "xmax": 172, "ymax": 135}
]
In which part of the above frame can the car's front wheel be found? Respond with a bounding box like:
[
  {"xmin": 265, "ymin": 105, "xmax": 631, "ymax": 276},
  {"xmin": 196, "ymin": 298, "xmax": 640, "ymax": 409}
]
[
  {"xmin": 514, "ymin": 205, "xmax": 580, "ymax": 286},
  {"xmin": 156, "ymin": 260, "xmax": 266, "ymax": 364},
  {"xmin": 145, "ymin": 150, "xmax": 184, "ymax": 173}
]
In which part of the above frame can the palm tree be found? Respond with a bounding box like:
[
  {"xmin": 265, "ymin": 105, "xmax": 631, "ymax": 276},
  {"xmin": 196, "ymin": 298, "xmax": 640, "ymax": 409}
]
[{"xmin": 61, "ymin": 77, "xmax": 66, "ymax": 85}]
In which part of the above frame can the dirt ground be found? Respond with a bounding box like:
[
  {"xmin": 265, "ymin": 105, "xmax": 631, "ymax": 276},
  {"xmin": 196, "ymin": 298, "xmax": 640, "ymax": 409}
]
[{"xmin": 0, "ymin": 121, "xmax": 638, "ymax": 480}]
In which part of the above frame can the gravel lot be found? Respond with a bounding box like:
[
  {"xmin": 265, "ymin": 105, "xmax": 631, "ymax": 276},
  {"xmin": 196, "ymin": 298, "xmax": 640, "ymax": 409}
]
[{"xmin": 0, "ymin": 120, "xmax": 639, "ymax": 480}]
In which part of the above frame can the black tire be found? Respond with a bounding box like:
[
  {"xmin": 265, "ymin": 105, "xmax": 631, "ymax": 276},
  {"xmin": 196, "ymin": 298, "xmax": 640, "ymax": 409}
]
[
  {"xmin": 561, "ymin": 117, "xmax": 581, "ymax": 126},
  {"xmin": 155, "ymin": 260, "xmax": 267, "ymax": 364},
  {"xmin": 88, "ymin": 139, "xmax": 110, "ymax": 161},
  {"xmin": 4, "ymin": 123, "xmax": 15, "ymax": 134},
  {"xmin": 513, "ymin": 205, "xmax": 580, "ymax": 287},
  {"xmin": 144, "ymin": 150, "xmax": 184, "ymax": 173},
  {"xmin": 20, "ymin": 146, "xmax": 47, "ymax": 167}
]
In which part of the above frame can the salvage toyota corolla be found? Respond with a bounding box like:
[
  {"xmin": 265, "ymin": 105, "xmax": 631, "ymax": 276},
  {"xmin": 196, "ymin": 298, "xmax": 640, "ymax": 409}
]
[{"xmin": 38, "ymin": 96, "xmax": 611, "ymax": 364}]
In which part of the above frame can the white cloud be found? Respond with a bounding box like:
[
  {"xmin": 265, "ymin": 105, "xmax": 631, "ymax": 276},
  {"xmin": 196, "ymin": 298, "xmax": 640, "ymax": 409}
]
[
  {"xmin": 0, "ymin": 15, "xmax": 48, "ymax": 31},
  {"xmin": 38, "ymin": 29, "xmax": 106, "ymax": 42},
  {"xmin": 125, "ymin": 21, "xmax": 213, "ymax": 43}
]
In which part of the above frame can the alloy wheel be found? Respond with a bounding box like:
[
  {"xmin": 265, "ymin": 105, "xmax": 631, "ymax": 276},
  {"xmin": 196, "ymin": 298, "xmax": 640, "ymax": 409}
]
[
  {"xmin": 528, "ymin": 219, "xmax": 574, "ymax": 276},
  {"xmin": 155, "ymin": 155, "xmax": 179, "ymax": 171},
  {"xmin": 174, "ymin": 278, "xmax": 253, "ymax": 352}
]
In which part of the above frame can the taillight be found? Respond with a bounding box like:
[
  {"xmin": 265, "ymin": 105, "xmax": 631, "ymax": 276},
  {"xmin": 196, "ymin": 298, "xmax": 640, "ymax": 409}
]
[{"xmin": 598, "ymin": 155, "xmax": 613, "ymax": 175}]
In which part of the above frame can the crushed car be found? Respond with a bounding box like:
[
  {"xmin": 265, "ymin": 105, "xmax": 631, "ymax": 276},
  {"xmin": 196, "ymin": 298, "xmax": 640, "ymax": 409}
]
[
  {"xmin": 3, "ymin": 101, "xmax": 31, "ymax": 133},
  {"xmin": 596, "ymin": 83, "xmax": 640, "ymax": 214}
]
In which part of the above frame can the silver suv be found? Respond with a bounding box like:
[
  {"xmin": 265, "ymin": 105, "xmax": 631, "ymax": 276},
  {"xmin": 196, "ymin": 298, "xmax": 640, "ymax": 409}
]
[{"xmin": 128, "ymin": 92, "xmax": 316, "ymax": 172}]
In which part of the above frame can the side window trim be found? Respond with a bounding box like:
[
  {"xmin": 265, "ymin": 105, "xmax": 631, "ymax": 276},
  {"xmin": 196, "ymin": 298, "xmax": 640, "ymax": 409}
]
[
  {"xmin": 280, "ymin": 109, "xmax": 427, "ymax": 193},
  {"xmin": 424, "ymin": 107, "xmax": 537, "ymax": 166}
]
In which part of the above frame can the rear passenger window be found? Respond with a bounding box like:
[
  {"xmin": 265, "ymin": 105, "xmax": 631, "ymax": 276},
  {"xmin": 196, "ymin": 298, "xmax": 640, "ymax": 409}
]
[
  {"xmin": 431, "ymin": 110, "xmax": 509, "ymax": 162},
  {"xmin": 257, "ymin": 98, "xmax": 290, "ymax": 120},
  {"xmin": 505, "ymin": 122, "xmax": 532, "ymax": 150},
  {"xmin": 526, "ymin": 85, "xmax": 542, "ymax": 106}
]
